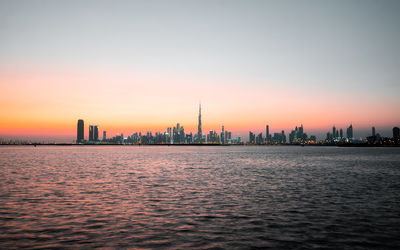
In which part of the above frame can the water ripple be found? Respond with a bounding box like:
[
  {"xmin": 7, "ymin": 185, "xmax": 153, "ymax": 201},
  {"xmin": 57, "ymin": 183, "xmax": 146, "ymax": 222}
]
[{"xmin": 0, "ymin": 146, "xmax": 399, "ymax": 248}]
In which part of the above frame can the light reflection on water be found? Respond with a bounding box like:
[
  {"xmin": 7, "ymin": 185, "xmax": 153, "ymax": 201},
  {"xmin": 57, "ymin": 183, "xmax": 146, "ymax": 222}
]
[{"xmin": 0, "ymin": 146, "xmax": 399, "ymax": 248}]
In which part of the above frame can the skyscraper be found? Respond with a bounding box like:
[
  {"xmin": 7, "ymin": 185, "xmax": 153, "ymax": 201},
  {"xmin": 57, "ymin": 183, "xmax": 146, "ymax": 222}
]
[
  {"xmin": 332, "ymin": 125, "xmax": 336, "ymax": 139},
  {"xmin": 393, "ymin": 127, "xmax": 399, "ymax": 139},
  {"xmin": 221, "ymin": 125, "xmax": 225, "ymax": 144},
  {"xmin": 266, "ymin": 125, "xmax": 270, "ymax": 143},
  {"xmin": 103, "ymin": 131, "xmax": 106, "ymax": 141},
  {"xmin": 249, "ymin": 131, "xmax": 255, "ymax": 144},
  {"xmin": 346, "ymin": 124, "xmax": 353, "ymax": 140},
  {"xmin": 197, "ymin": 103, "xmax": 202, "ymax": 143},
  {"xmin": 94, "ymin": 125, "xmax": 99, "ymax": 141},
  {"xmin": 89, "ymin": 125, "xmax": 94, "ymax": 142},
  {"xmin": 77, "ymin": 119, "xmax": 84, "ymax": 143},
  {"xmin": 299, "ymin": 124, "xmax": 304, "ymax": 138},
  {"xmin": 372, "ymin": 127, "xmax": 376, "ymax": 137}
]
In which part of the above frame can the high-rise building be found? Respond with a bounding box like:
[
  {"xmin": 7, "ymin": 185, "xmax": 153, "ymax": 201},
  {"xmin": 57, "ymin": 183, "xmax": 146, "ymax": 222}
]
[
  {"xmin": 89, "ymin": 125, "xmax": 94, "ymax": 141},
  {"xmin": 94, "ymin": 125, "xmax": 99, "ymax": 141},
  {"xmin": 326, "ymin": 132, "xmax": 332, "ymax": 141},
  {"xmin": 256, "ymin": 133, "xmax": 263, "ymax": 144},
  {"xmin": 103, "ymin": 131, "xmax": 106, "ymax": 141},
  {"xmin": 77, "ymin": 119, "xmax": 84, "ymax": 143},
  {"xmin": 266, "ymin": 125, "xmax": 270, "ymax": 143},
  {"xmin": 393, "ymin": 127, "xmax": 399, "ymax": 139},
  {"xmin": 197, "ymin": 103, "xmax": 202, "ymax": 143},
  {"xmin": 372, "ymin": 127, "xmax": 376, "ymax": 137},
  {"xmin": 179, "ymin": 125, "xmax": 185, "ymax": 143},
  {"xmin": 167, "ymin": 127, "xmax": 172, "ymax": 143},
  {"xmin": 299, "ymin": 124, "xmax": 304, "ymax": 138},
  {"xmin": 346, "ymin": 124, "xmax": 353, "ymax": 140},
  {"xmin": 339, "ymin": 129, "xmax": 343, "ymax": 138},
  {"xmin": 249, "ymin": 131, "xmax": 255, "ymax": 144},
  {"xmin": 332, "ymin": 126, "xmax": 336, "ymax": 139},
  {"xmin": 221, "ymin": 125, "xmax": 225, "ymax": 144}
]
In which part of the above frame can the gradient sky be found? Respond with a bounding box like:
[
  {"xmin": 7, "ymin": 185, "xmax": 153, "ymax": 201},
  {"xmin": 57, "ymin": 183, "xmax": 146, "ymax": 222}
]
[{"xmin": 1, "ymin": 0, "xmax": 399, "ymax": 141}]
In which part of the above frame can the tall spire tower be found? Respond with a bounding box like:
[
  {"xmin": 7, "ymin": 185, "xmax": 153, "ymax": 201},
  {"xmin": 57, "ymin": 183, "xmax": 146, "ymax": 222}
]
[{"xmin": 198, "ymin": 102, "xmax": 202, "ymax": 143}]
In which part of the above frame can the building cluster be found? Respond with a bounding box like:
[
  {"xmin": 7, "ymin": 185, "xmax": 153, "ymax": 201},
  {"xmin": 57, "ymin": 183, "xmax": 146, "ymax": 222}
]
[
  {"xmin": 325, "ymin": 124, "xmax": 353, "ymax": 143},
  {"xmin": 365, "ymin": 126, "xmax": 400, "ymax": 145},
  {"xmin": 73, "ymin": 104, "xmax": 400, "ymax": 146},
  {"xmin": 248, "ymin": 124, "xmax": 317, "ymax": 145},
  {"xmin": 76, "ymin": 104, "xmax": 240, "ymax": 145}
]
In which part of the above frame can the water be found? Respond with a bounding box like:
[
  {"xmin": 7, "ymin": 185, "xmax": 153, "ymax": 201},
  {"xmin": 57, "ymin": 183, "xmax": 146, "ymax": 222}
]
[{"xmin": 0, "ymin": 146, "xmax": 399, "ymax": 249}]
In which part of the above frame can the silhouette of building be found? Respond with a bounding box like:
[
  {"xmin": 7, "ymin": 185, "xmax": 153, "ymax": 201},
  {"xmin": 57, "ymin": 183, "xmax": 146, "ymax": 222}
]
[
  {"xmin": 197, "ymin": 103, "xmax": 202, "ymax": 143},
  {"xmin": 103, "ymin": 131, "xmax": 106, "ymax": 141},
  {"xmin": 332, "ymin": 125, "xmax": 336, "ymax": 140},
  {"xmin": 249, "ymin": 131, "xmax": 255, "ymax": 144},
  {"xmin": 281, "ymin": 130, "xmax": 286, "ymax": 143},
  {"xmin": 221, "ymin": 125, "xmax": 225, "ymax": 144},
  {"xmin": 339, "ymin": 129, "xmax": 343, "ymax": 138},
  {"xmin": 299, "ymin": 124, "xmax": 304, "ymax": 139},
  {"xmin": 89, "ymin": 125, "xmax": 94, "ymax": 141},
  {"xmin": 77, "ymin": 119, "xmax": 84, "ymax": 143},
  {"xmin": 266, "ymin": 125, "xmax": 270, "ymax": 143},
  {"xmin": 346, "ymin": 124, "xmax": 353, "ymax": 140},
  {"xmin": 393, "ymin": 127, "xmax": 400, "ymax": 139},
  {"xmin": 94, "ymin": 125, "xmax": 99, "ymax": 141},
  {"xmin": 372, "ymin": 127, "xmax": 376, "ymax": 137},
  {"xmin": 256, "ymin": 133, "xmax": 263, "ymax": 144}
]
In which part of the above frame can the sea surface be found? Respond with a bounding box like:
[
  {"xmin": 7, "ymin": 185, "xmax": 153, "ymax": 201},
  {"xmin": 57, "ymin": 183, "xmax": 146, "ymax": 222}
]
[{"xmin": 0, "ymin": 145, "xmax": 399, "ymax": 249}]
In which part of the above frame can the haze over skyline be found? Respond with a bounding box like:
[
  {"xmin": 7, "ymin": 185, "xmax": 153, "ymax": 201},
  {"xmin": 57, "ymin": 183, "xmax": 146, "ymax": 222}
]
[{"xmin": 1, "ymin": 0, "xmax": 399, "ymax": 141}]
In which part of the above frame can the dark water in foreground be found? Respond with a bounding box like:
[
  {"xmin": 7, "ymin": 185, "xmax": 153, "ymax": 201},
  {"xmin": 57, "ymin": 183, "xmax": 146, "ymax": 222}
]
[{"xmin": 0, "ymin": 146, "xmax": 399, "ymax": 249}]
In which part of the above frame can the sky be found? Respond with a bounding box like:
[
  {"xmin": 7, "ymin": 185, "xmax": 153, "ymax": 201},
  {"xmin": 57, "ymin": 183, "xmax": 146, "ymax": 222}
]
[{"xmin": 1, "ymin": 0, "xmax": 400, "ymax": 142}]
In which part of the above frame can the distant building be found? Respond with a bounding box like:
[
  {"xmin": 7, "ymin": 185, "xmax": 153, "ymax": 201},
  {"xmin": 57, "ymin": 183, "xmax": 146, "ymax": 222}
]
[
  {"xmin": 339, "ymin": 129, "xmax": 343, "ymax": 138},
  {"xmin": 197, "ymin": 103, "xmax": 202, "ymax": 143},
  {"xmin": 266, "ymin": 125, "xmax": 270, "ymax": 143},
  {"xmin": 256, "ymin": 133, "xmax": 263, "ymax": 144},
  {"xmin": 332, "ymin": 126, "xmax": 336, "ymax": 139},
  {"xmin": 89, "ymin": 125, "xmax": 94, "ymax": 141},
  {"xmin": 94, "ymin": 125, "xmax": 99, "ymax": 141},
  {"xmin": 372, "ymin": 127, "xmax": 376, "ymax": 137},
  {"xmin": 281, "ymin": 130, "xmax": 286, "ymax": 143},
  {"xmin": 77, "ymin": 119, "xmax": 84, "ymax": 143},
  {"xmin": 346, "ymin": 124, "xmax": 353, "ymax": 140},
  {"xmin": 221, "ymin": 125, "xmax": 225, "ymax": 144},
  {"xmin": 393, "ymin": 127, "xmax": 400, "ymax": 139},
  {"xmin": 326, "ymin": 132, "xmax": 332, "ymax": 141},
  {"xmin": 288, "ymin": 124, "xmax": 307, "ymax": 143},
  {"xmin": 299, "ymin": 124, "xmax": 304, "ymax": 139},
  {"xmin": 249, "ymin": 131, "xmax": 255, "ymax": 144},
  {"xmin": 103, "ymin": 131, "xmax": 106, "ymax": 141}
]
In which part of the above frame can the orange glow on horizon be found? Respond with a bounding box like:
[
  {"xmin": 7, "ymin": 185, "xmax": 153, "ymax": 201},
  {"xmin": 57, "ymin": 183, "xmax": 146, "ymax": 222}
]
[{"xmin": 1, "ymin": 66, "xmax": 399, "ymax": 140}]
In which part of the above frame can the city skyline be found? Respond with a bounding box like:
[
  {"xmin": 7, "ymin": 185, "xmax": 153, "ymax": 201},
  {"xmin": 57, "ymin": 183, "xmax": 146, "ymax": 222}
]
[
  {"xmin": 68, "ymin": 115, "xmax": 398, "ymax": 145},
  {"xmin": 70, "ymin": 117, "xmax": 398, "ymax": 145},
  {"xmin": 0, "ymin": 104, "xmax": 398, "ymax": 143},
  {"xmin": 1, "ymin": 103, "xmax": 399, "ymax": 143},
  {"xmin": 60, "ymin": 107, "xmax": 395, "ymax": 145},
  {"xmin": 1, "ymin": 1, "xmax": 400, "ymax": 141}
]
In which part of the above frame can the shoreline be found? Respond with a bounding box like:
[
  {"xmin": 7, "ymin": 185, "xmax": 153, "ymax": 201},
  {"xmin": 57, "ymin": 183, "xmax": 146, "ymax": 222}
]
[{"xmin": 0, "ymin": 143, "xmax": 399, "ymax": 147}]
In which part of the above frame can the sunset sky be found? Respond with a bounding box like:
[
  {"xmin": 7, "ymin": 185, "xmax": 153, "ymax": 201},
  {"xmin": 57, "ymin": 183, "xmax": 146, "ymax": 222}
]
[{"xmin": 1, "ymin": 0, "xmax": 399, "ymax": 141}]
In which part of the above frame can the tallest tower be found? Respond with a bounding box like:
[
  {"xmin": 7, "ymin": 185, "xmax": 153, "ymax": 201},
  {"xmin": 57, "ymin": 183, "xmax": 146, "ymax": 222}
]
[{"xmin": 197, "ymin": 103, "xmax": 202, "ymax": 143}]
